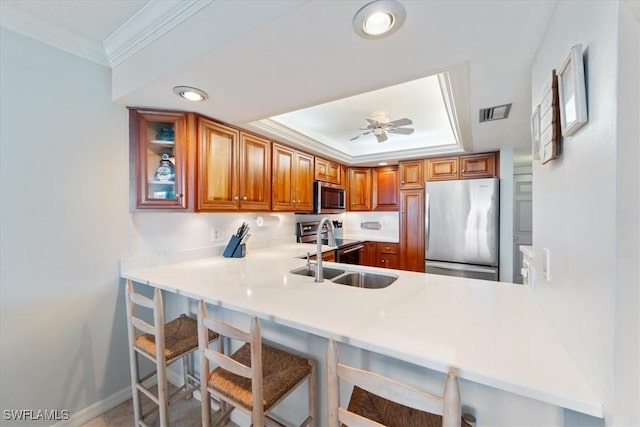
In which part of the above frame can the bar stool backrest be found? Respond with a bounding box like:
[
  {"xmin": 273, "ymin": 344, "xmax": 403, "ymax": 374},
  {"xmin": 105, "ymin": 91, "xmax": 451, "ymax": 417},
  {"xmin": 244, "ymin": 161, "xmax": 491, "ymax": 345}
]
[{"xmin": 327, "ymin": 338, "xmax": 462, "ymax": 427}]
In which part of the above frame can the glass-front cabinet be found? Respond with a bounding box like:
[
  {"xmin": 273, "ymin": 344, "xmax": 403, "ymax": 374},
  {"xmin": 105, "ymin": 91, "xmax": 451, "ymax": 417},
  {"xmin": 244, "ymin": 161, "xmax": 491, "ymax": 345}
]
[{"xmin": 129, "ymin": 108, "xmax": 193, "ymax": 210}]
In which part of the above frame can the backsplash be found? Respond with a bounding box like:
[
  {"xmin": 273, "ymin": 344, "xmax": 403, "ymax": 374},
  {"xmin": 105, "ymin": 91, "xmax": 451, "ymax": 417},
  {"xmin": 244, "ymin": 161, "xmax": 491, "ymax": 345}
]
[
  {"xmin": 129, "ymin": 211, "xmax": 400, "ymax": 258},
  {"xmin": 294, "ymin": 212, "xmax": 399, "ymax": 242},
  {"xmin": 342, "ymin": 211, "xmax": 399, "ymax": 242},
  {"xmin": 129, "ymin": 212, "xmax": 297, "ymax": 256}
]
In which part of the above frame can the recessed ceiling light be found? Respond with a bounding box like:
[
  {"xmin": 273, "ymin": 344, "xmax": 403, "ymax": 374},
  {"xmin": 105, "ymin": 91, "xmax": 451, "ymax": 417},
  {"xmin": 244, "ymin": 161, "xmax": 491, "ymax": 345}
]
[
  {"xmin": 173, "ymin": 86, "xmax": 208, "ymax": 102},
  {"xmin": 378, "ymin": 162, "xmax": 388, "ymax": 166},
  {"xmin": 353, "ymin": 0, "xmax": 406, "ymax": 39}
]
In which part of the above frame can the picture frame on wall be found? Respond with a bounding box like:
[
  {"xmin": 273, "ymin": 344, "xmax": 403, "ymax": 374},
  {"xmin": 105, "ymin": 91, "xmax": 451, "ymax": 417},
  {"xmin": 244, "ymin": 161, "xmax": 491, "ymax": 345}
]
[
  {"xmin": 530, "ymin": 104, "xmax": 541, "ymax": 160},
  {"xmin": 558, "ymin": 44, "xmax": 588, "ymax": 137}
]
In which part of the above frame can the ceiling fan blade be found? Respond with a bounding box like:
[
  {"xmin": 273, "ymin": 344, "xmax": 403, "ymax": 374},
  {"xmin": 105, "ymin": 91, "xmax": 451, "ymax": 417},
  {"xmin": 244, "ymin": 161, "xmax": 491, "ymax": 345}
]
[
  {"xmin": 350, "ymin": 130, "xmax": 373, "ymax": 141},
  {"xmin": 388, "ymin": 127, "xmax": 414, "ymax": 135},
  {"xmin": 386, "ymin": 118, "xmax": 412, "ymax": 127},
  {"xmin": 375, "ymin": 132, "xmax": 388, "ymax": 143},
  {"xmin": 365, "ymin": 118, "xmax": 379, "ymax": 127}
]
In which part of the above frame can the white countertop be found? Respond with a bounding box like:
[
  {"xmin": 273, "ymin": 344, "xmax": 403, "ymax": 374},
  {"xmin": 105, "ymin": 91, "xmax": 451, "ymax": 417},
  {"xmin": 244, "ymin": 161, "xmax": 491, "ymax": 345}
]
[{"xmin": 121, "ymin": 243, "xmax": 602, "ymax": 418}]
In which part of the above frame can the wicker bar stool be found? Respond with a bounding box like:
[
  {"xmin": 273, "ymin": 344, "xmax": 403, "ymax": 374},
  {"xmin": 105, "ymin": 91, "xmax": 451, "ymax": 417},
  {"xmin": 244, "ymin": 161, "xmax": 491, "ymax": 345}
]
[
  {"xmin": 125, "ymin": 280, "xmax": 217, "ymax": 427},
  {"xmin": 327, "ymin": 338, "xmax": 471, "ymax": 427},
  {"xmin": 197, "ymin": 300, "xmax": 317, "ymax": 427}
]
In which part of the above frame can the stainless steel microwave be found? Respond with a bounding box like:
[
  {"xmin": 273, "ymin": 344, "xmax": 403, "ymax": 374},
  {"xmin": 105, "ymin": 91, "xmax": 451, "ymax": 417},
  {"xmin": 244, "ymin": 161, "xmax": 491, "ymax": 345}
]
[{"xmin": 313, "ymin": 181, "xmax": 346, "ymax": 213}]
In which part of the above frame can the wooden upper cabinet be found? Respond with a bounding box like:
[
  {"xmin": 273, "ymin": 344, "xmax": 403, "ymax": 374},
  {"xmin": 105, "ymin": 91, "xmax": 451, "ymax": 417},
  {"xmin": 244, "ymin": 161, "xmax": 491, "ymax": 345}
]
[
  {"xmin": 294, "ymin": 151, "xmax": 314, "ymax": 211},
  {"xmin": 197, "ymin": 117, "xmax": 270, "ymax": 211},
  {"xmin": 460, "ymin": 153, "xmax": 497, "ymax": 179},
  {"xmin": 426, "ymin": 153, "xmax": 498, "ymax": 181},
  {"xmin": 400, "ymin": 189, "xmax": 425, "ymax": 272},
  {"xmin": 315, "ymin": 157, "xmax": 341, "ymax": 185},
  {"xmin": 426, "ymin": 157, "xmax": 459, "ymax": 181},
  {"xmin": 129, "ymin": 108, "xmax": 194, "ymax": 211},
  {"xmin": 348, "ymin": 168, "xmax": 372, "ymax": 211},
  {"xmin": 239, "ymin": 132, "xmax": 271, "ymax": 211},
  {"xmin": 272, "ymin": 143, "xmax": 294, "ymax": 211},
  {"xmin": 399, "ymin": 160, "xmax": 424, "ymax": 189},
  {"xmin": 197, "ymin": 118, "xmax": 239, "ymax": 211},
  {"xmin": 373, "ymin": 166, "xmax": 399, "ymax": 211},
  {"xmin": 272, "ymin": 143, "xmax": 313, "ymax": 212}
]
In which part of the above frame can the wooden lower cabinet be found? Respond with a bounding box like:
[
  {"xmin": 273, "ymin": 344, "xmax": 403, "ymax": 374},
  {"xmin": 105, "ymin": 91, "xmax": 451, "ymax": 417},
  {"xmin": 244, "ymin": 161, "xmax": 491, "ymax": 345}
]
[
  {"xmin": 310, "ymin": 251, "xmax": 335, "ymax": 262},
  {"xmin": 400, "ymin": 190, "xmax": 425, "ymax": 272},
  {"xmin": 361, "ymin": 241, "xmax": 399, "ymax": 269},
  {"xmin": 378, "ymin": 242, "xmax": 399, "ymax": 269},
  {"xmin": 362, "ymin": 241, "xmax": 377, "ymax": 266}
]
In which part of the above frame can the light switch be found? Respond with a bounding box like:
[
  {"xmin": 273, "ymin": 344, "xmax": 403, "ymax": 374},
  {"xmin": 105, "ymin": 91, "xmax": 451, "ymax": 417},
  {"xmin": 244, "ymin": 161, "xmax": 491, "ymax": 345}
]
[{"xmin": 542, "ymin": 248, "xmax": 551, "ymax": 281}]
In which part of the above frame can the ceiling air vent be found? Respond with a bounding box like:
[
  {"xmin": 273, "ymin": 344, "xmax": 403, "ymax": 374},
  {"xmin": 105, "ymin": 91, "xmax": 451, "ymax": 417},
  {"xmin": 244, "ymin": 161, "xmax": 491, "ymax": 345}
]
[{"xmin": 479, "ymin": 103, "xmax": 512, "ymax": 122}]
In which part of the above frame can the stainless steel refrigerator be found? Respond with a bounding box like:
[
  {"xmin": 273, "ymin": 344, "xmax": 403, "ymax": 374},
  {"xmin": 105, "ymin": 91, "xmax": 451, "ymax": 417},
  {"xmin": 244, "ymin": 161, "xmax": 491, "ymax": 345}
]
[{"xmin": 425, "ymin": 177, "xmax": 499, "ymax": 281}]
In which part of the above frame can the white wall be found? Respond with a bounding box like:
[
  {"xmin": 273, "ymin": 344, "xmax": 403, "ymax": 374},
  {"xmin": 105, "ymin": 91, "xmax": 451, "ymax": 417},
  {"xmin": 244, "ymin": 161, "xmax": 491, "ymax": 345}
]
[
  {"xmin": 613, "ymin": 1, "xmax": 640, "ymax": 425},
  {"xmin": 530, "ymin": 1, "xmax": 638, "ymax": 425},
  {"xmin": 0, "ymin": 28, "xmax": 131, "ymax": 423}
]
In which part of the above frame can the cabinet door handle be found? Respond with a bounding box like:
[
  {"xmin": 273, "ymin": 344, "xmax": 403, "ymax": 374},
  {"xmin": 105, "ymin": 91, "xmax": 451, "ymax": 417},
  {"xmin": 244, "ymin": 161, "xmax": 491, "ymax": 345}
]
[
  {"xmin": 234, "ymin": 196, "xmax": 240, "ymax": 201},
  {"xmin": 242, "ymin": 196, "xmax": 248, "ymax": 200},
  {"xmin": 401, "ymin": 180, "xmax": 405, "ymax": 184}
]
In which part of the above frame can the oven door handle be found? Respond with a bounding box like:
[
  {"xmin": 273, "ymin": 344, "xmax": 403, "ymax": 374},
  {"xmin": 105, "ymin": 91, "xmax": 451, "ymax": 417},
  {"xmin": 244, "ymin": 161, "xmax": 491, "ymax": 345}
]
[{"xmin": 340, "ymin": 244, "xmax": 364, "ymax": 254}]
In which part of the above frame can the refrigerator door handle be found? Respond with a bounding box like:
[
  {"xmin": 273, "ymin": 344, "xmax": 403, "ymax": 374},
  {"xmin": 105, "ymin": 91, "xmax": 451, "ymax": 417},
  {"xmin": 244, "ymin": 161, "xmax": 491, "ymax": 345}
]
[{"xmin": 425, "ymin": 192, "xmax": 430, "ymax": 252}]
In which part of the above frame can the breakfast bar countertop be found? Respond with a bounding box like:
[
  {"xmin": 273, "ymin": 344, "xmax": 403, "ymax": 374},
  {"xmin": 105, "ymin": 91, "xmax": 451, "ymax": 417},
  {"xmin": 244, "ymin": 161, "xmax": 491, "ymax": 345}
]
[{"xmin": 120, "ymin": 243, "xmax": 603, "ymax": 418}]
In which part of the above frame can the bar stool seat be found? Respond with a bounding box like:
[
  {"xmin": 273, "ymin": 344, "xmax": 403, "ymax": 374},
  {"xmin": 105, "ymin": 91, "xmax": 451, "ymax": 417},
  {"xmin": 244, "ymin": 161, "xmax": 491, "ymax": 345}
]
[
  {"xmin": 208, "ymin": 342, "xmax": 313, "ymax": 411},
  {"xmin": 135, "ymin": 315, "xmax": 215, "ymax": 361}
]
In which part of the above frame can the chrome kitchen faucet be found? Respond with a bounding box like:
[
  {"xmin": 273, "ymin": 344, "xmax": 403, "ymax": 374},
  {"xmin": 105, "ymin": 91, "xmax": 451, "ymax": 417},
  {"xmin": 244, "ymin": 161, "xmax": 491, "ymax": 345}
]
[{"xmin": 315, "ymin": 217, "xmax": 337, "ymax": 283}]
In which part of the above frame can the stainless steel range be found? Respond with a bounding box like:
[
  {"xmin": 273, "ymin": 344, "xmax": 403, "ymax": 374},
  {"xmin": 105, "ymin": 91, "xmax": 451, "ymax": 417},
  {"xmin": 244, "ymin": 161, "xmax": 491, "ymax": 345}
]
[{"xmin": 296, "ymin": 221, "xmax": 363, "ymax": 265}]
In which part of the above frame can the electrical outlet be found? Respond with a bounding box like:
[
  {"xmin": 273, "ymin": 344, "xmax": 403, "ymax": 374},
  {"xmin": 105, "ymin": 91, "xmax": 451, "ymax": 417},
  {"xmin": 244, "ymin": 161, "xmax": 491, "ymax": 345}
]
[
  {"xmin": 542, "ymin": 248, "xmax": 551, "ymax": 281},
  {"xmin": 211, "ymin": 228, "xmax": 224, "ymax": 243}
]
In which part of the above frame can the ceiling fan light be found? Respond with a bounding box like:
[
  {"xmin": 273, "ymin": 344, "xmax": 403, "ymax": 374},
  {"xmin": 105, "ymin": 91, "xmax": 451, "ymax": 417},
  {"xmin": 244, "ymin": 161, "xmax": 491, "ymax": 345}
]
[{"xmin": 353, "ymin": 0, "xmax": 406, "ymax": 40}]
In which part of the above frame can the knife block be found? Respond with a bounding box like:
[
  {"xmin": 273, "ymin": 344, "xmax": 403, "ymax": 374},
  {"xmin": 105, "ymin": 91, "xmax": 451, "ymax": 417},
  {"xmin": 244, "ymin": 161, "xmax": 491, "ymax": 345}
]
[{"xmin": 223, "ymin": 235, "xmax": 246, "ymax": 258}]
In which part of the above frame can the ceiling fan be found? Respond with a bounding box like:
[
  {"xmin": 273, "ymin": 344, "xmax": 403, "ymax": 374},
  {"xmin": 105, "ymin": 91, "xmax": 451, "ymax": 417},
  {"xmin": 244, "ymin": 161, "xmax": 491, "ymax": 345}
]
[{"xmin": 349, "ymin": 112, "xmax": 414, "ymax": 143}]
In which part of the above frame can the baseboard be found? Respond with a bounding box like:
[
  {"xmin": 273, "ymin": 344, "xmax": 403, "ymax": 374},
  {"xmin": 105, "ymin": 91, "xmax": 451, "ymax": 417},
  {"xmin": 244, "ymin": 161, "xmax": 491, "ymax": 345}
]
[
  {"xmin": 51, "ymin": 386, "xmax": 132, "ymax": 427},
  {"xmin": 50, "ymin": 368, "xmax": 188, "ymax": 427}
]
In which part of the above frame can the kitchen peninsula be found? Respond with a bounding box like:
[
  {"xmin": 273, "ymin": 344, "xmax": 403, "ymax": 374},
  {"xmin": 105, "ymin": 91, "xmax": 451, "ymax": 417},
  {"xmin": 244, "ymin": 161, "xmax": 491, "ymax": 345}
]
[{"xmin": 120, "ymin": 242, "xmax": 603, "ymax": 424}]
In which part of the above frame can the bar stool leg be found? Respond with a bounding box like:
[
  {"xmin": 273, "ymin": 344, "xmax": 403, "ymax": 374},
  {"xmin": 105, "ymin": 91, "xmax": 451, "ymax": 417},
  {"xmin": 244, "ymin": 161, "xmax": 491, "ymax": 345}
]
[{"xmin": 128, "ymin": 348, "xmax": 142, "ymax": 426}]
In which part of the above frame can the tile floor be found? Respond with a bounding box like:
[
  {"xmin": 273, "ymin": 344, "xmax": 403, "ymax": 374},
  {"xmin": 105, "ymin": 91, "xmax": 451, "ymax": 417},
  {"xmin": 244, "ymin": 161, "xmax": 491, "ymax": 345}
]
[{"xmin": 82, "ymin": 391, "xmax": 236, "ymax": 427}]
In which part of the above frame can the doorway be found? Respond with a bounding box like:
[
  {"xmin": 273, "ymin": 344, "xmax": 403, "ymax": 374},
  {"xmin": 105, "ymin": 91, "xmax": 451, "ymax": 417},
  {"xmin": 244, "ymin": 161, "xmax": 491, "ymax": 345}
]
[{"xmin": 513, "ymin": 167, "xmax": 532, "ymax": 284}]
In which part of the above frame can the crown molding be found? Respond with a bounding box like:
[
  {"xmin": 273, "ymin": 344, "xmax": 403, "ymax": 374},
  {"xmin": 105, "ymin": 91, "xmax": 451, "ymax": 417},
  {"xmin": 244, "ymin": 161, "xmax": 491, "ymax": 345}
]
[
  {"xmin": 0, "ymin": 0, "xmax": 213, "ymax": 69},
  {"xmin": 248, "ymin": 119, "xmax": 464, "ymax": 166},
  {"xmin": 0, "ymin": 3, "xmax": 109, "ymax": 66},
  {"xmin": 246, "ymin": 119, "xmax": 352, "ymax": 164},
  {"xmin": 104, "ymin": 0, "xmax": 212, "ymax": 68}
]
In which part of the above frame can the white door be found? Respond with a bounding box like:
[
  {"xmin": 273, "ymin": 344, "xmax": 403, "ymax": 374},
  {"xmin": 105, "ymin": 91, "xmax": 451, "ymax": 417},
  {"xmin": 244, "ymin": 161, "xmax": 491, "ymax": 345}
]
[{"xmin": 513, "ymin": 174, "xmax": 532, "ymax": 284}]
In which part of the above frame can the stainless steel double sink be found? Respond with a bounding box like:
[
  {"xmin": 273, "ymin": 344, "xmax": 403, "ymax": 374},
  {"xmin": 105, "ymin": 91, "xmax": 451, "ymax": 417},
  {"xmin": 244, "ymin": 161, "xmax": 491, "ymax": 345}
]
[{"xmin": 289, "ymin": 266, "xmax": 397, "ymax": 289}]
